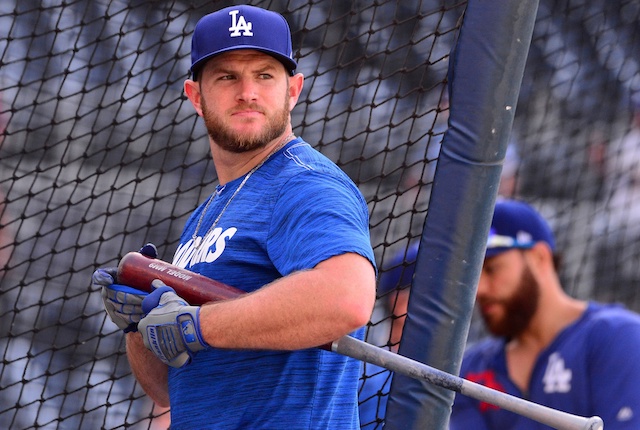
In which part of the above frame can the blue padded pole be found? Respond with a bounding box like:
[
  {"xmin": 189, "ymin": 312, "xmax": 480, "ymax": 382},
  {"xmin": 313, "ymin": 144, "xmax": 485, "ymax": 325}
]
[{"xmin": 384, "ymin": 0, "xmax": 539, "ymax": 428}]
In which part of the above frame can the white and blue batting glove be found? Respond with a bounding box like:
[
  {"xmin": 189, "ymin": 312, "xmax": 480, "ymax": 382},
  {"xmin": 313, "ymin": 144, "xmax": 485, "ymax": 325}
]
[
  {"xmin": 138, "ymin": 280, "xmax": 208, "ymax": 368},
  {"xmin": 94, "ymin": 267, "xmax": 148, "ymax": 333},
  {"xmin": 94, "ymin": 243, "xmax": 158, "ymax": 333}
]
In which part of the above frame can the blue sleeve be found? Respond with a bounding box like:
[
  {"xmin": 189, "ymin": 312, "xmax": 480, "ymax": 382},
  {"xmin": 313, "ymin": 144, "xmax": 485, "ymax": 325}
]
[
  {"xmin": 268, "ymin": 170, "xmax": 376, "ymax": 275},
  {"xmin": 587, "ymin": 314, "xmax": 640, "ymax": 429}
]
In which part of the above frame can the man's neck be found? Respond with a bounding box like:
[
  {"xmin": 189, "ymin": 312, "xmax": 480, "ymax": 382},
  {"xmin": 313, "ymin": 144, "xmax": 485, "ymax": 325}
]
[
  {"xmin": 505, "ymin": 297, "xmax": 587, "ymax": 392},
  {"xmin": 515, "ymin": 295, "xmax": 587, "ymax": 350},
  {"xmin": 211, "ymin": 131, "xmax": 294, "ymax": 184}
]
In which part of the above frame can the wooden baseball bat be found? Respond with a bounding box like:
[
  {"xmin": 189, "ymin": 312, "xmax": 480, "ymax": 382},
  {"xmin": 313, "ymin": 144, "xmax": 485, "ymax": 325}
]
[{"xmin": 116, "ymin": 252, "xmax": 604, "ymax": 430}]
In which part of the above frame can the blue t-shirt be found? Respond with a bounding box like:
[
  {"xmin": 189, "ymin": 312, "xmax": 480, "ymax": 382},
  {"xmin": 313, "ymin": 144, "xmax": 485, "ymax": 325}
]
[
  {"xmin": 450, "ymin": 302, "xmax": 640, "ymax": 429},
  {"xmin": 168, "ymin": 138, "xmax": 376, "ymax": 429}
]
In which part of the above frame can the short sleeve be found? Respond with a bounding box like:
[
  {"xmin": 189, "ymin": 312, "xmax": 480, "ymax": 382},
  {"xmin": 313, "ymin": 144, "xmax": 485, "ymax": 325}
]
[
  {"xmin": 268, "ymin": 170, "xmax": 375, "ymax": 275},
  {"xmin": 586, "ymin": 310, "xmax": 640, "ymax": 428}
]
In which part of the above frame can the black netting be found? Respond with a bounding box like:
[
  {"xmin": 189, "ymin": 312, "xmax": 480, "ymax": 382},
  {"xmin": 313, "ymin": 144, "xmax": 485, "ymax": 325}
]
[{"xmin": 1, "ymin": 0, "xmax": 638, "ymax": 428}]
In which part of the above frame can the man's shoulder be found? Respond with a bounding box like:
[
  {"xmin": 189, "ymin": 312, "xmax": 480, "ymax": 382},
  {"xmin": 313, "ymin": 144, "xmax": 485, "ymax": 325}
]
[
  {"xmin": 573, "ymin": 303, "xmax": 640, "ymax": 346},
  {"xmin": 275, "ymin": 142, "xmax": 361, "ymax": 194},
  {"xmin": 584, "ymin": 301, "xmax": 640, "ymax": 328},
  {"xmin": 278, "ymin": 141, "xmax": 347, "ymax": 177}
]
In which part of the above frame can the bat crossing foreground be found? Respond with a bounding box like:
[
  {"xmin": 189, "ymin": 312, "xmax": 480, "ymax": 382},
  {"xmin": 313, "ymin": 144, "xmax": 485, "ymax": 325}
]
[{"xmin": 117, "ymin": 252, "xmax": 604, "ymax": 430}]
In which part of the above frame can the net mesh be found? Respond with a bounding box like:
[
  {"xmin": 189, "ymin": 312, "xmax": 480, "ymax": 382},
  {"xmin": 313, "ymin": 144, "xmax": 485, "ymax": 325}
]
[{"xmin": 0, "ymin": 0, "xmax": 638, "ymax": 428}]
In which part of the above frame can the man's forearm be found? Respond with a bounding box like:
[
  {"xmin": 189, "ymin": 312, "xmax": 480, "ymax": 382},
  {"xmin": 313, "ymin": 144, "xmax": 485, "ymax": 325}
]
[
  {"xmin": 126, "ymin": 332, "xmax": 170, "ymax": 407},
  {"xmin": 198, "ymin": 253, "xmax": 376, "ymax": 350}
]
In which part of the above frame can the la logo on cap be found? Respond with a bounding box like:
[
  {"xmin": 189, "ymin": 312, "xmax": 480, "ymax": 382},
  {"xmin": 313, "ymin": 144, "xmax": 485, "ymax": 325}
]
[
  {"xmin": 229, "ymin": 10, "xmax": 253, "ymax": 37},
  {"xmin": 189, "ymin": 5, "xmax": 298, "ymax": 78}
]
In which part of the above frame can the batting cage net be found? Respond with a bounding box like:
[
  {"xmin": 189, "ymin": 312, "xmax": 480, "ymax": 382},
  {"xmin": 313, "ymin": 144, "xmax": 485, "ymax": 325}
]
[{"xmin": 0, "ymin": 0, "xmax": 638, "ymax": 428}]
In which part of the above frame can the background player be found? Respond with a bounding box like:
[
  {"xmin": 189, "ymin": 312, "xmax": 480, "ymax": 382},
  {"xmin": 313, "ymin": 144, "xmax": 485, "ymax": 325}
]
[
  {"xmin": 359, "ymin": 243, "xmax": 417, "ymax": 428},
  {"xmin": 450, "ymin": 199, "xmax": 640, "ymax": 429}
]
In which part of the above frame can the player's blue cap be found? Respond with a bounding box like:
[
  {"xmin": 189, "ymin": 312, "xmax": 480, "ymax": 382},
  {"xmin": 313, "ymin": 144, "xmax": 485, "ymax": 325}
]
[
  {"xmin": 486, "ymin": 199, "xmax": 556, "ymax": 258},
  {"xmin": 190, "ymin": 5, "xmax": 297, "ymax": 79}
]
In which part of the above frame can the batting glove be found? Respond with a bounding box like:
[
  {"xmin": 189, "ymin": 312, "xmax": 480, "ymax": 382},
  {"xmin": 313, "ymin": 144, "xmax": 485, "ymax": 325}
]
[
  {"xmin": 94, "ymin": 243, "xmax": 158, "ymax": 333},
  {"xmin": 95, "ymin": 268, "xmax": 148, "ymax": 333},
  {"xmin": 138, "ymin": 280, "xmax": 208, "ymax": 368}
]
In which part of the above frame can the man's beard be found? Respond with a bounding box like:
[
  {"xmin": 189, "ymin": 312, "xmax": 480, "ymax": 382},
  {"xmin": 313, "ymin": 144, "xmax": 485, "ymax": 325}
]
[
  {"xmin": 482, "ymin": 263, "xmax": 540, "ymax": 338},
  {"xmin": 201, "ymin": 91, "xmax": 290, "ymax": 153}
]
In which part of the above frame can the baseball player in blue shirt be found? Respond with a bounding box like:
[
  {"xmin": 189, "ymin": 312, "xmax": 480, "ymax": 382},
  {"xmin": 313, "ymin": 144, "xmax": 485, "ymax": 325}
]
[
  {"xmin": 450, "ymin": 199, "xmax": 640, "ymax": 429},
  {"xmin": 93, "ymin": 5, "xmax": 377, "ymax": 429}
]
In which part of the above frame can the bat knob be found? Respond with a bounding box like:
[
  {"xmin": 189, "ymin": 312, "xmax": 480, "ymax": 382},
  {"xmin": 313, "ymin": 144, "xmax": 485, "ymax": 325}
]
[
  {"xmin": 139, "ymin": 243, "xmax": 158, "ymax": 258},
  {"xmin": 584, "ymin": 416, "xmax": 604, "ymax": 430}
]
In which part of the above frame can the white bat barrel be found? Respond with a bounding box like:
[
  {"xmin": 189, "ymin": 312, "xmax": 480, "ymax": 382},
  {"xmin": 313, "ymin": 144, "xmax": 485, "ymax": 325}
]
[
  {"xmin": 332, "ymin": 335, "xmax": 604, "ymax": 430},
  {"xmin": 460, "ymin": 379, "xmax": 603, "ymax": 430}
]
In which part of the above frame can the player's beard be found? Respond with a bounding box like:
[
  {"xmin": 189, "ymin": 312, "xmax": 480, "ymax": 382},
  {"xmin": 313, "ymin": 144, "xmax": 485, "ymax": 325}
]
[
  {"xmin": 201, "ymin": 90, "xmax": 290, "ymax": 154},
  {"xmin": 481, "ymin": 262, "xmax": 540, "ymax": 338}
]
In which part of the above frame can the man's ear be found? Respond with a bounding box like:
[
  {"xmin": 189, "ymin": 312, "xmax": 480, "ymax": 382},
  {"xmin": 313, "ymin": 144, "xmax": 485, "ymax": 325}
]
[
  {"xmin": 287, "ymin": 73, "xmax": 304, "ymax": 111},
  {"xmin": 184, "ymin": 79, "xmax": 204, "ymax": 117},
  {"xmin": 529, "ymin": 241, "xmax": 554, "ymax": 269}
]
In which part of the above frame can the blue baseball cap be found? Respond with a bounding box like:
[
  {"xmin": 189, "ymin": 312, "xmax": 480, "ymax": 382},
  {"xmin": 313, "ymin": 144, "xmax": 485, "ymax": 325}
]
[
  {"xmin": 486, "ymin": 200, "xmax": 556, "ymax": 258},
  {"xmin": 190, "ymin": 5, "xmax": 297, "ymax": 79}
]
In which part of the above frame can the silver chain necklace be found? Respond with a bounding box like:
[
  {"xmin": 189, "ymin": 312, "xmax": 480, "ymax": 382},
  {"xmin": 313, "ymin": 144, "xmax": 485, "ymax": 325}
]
[{"xmin": 192, "ymin": 133, "xmax": 295, "ymax": 249}]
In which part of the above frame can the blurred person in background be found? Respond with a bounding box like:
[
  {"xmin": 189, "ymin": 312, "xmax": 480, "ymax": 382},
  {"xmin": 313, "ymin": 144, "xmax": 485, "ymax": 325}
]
[
  {"xmin": 594, "ymin": 103, "xmax": 640, "ymax": 302},
  {"xmin": 450, "ymin": 199, "xmax": 640, "ymax": 429},
  {"xmin": 497, "ymin": 143, "xmax": 521, "ymax": 198},
  {"xmin": 0, "ymin": 95, "xmax": 13, "ymax": 275},
  {"xmin": 359, "ymin": 243, "xmax": 417, "ymax": 429}
]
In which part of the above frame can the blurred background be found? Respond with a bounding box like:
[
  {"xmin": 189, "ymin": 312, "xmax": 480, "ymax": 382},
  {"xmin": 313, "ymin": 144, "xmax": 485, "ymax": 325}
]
[{"xmin": 0, "ymin": 0, "xmax": 638, "ymax": 428}]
